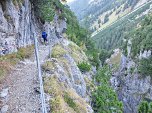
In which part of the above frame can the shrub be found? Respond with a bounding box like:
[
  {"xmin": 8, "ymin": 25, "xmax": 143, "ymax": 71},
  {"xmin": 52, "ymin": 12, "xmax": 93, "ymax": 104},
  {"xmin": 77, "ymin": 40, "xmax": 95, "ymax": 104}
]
[
  {"xmin": 138, "ymin": 101, "xmax": 152, "ymax": 113},
  {"xmin": 99, "ymin": 49, "xmax": 112, "ymax": 65},
  {"xmin": 130, "ymin": 67, "xmax": 135, "ymax": 74},
  {"xmin": 92, "ymin": 66, "xmax": 123, "ymax": 113},
  {"xmin": 138, "ymin": 56, "xmax": 152, "ymax": 77},
  {"xmin": 78, "ymin": 62, "xmax": 91, "ymax": 72}
]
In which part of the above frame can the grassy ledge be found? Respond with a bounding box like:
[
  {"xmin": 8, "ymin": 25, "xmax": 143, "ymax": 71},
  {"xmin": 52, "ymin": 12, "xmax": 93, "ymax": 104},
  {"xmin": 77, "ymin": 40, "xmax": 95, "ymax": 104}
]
[{"xmin": 0, "ymin": 45, "xmax": 34, "ymax": 82}]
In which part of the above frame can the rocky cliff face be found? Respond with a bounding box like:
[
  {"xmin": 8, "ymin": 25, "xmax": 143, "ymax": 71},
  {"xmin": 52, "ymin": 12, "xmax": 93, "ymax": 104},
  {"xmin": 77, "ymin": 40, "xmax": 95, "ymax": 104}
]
[
  {"xmin": 42, "ymin": 39, "xmax": 94, "ymax": 113},
  {"xmin": 111, "ymin": 50, "xmax": 152, "ymax": 113},
  {"xmin": 0, "ymin": 0, "xmax": 42, "ymax": 55}
]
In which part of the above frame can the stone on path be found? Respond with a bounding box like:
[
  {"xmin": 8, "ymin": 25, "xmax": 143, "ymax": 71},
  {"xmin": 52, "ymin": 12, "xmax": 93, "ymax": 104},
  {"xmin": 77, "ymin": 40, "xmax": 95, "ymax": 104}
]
[
  {"xmin": 0, "ymin": 88, "xmax": 9, "ymax": 98},
  {"xmin": 0, "ymin": 105, "xmax": 9, "ymax": 113}
]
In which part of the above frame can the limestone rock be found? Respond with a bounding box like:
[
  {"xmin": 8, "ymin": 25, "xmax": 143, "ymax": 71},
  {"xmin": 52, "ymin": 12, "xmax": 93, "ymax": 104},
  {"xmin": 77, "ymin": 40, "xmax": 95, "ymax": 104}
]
[
  {"xmin": 0, "ymin": 0, "xmax": 40, "ymax": 55},
  {"xmin": 0, "ymin": 105, "xmax": 9, "ymax": 113},
  {"xmin": 111, "ymin": 54, "xmax": 152, "ymax": 113},
  {"xmin": 0, "ymin": 88, "xmax": 8, "ymax": 98}
]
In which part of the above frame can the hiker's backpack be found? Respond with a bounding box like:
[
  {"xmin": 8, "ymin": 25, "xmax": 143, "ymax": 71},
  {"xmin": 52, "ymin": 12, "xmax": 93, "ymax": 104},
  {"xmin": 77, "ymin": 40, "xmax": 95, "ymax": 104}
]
[{"xmin": 42, "ymin": 32, "xmax": 47, "ymax": 38}]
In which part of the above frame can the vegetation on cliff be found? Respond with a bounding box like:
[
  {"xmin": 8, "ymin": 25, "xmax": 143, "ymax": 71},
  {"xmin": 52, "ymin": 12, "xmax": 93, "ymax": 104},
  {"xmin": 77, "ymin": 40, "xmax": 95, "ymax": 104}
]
[
  {"xmin": 44, "ymin": 76, "xmax": 89, "ymax": 113},
  {"xmin": 122, "ymin": 14, "xmax": 152, "ymax": 77},
  {"xmin": 138, "ymin": 101, "xmax": 152, "ymax": 113},
  {"xmin": 139, "ymin": 56, "xmax": 152, "ymax": 77},
  {"xmin": 92, "ymin": 66, "xmax": 123, "ymax": 113},
  {"xmin": 129, "ymin": 14, "xmax": 152, "ymax": 57}
]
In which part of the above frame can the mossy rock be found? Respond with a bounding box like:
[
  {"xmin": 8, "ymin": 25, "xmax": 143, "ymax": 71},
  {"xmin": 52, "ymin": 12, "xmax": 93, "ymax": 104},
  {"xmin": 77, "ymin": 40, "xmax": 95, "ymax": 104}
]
[
  {"xmin": 51, "ymin": 42, "xmax": 88, "ymax": 64},
  {"xmin": 51, "ymin": 44, "xmax": 67, "ymax": 58},
  {"xmin": 84, "ymin": 77, "xmax": 95, "ymax": 91},
  {"xmin": 58, "ymin": 57, "xmax": 71, "ymax": 77},
  {"xmin": 68, "ymin": 42, "xmax": 88, "ymax": 64},
  {"xmin": 64, "ymin": 92, "xmax": 78, "ymax": 112},
  {"xmin": 42, "ymin": 61, "xmax": 56, "ymax": 72},
  {"xmin": 44, "ymin": 76, "xmax": 62, "ymax": 96},
  {"xmin": 44, "ymin": 76, "xmax": 88, "ymax": 113}
]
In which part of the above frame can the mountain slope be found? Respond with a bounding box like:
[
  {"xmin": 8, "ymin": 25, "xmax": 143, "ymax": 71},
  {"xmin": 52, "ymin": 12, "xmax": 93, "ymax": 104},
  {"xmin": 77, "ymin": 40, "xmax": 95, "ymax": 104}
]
[
  {"xmin": 69, "ymin": 0, "xmax": 149, "ymax": 31},
  {"xmin": 109, "ymin": 14, "xmax": 152, "ymax": 113},
  {"xmin": 92, "ymin": 1, "xmax": 152, "ymax": 51},
  {"xmin": 68, "ymin": 0, "xmax": 90, "ymax": 19}
]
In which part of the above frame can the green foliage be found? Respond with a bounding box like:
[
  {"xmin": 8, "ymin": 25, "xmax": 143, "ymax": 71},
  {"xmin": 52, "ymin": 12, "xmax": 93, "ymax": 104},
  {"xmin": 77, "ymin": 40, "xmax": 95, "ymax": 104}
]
[
  {"xmin": 103, "ymin": 13, "xmax": 109, "ymax": 24},
  {"xmin": 78, "ymin": 0, "xmax": 141, "ymax": 30},
  {"xmin": 129, "ymin": 14, "xmax": 152, "ymax": 57},
  {"xmin": 130, "ymin": 67, "xmax": 135, "ymax": 74},
  {"xmin": 85, "ymin": 39, "xmax": 100, "ymax": 68},
  {"xmin": 120, "ymin": 13, "xmax": 152, "ymax": 78},
  {"xmin": 99, "ymin": 49, "xmax": 112, "ymax": 65},
  {"xmin": 92, "ymin": 66, "xmax": 123, "ymax": 113},
  {"xmin": 138, "ymin": 56, "xmax": 152, "ymax": 77},
  {"xmin": 31, "ymin": 0, "xmax": 64, "ymax": 22},
  {"xmin": 31, "ymin": 0, "xmax": 88, "ymax": 46},
  {"xmin": 89, "ymin": 52, "xmax": 100, "ymax": 69},
  {"xmin": 95, "ymin": 66, "xmax": 111, "ymax": 83},
  {"xmin": 65, "ymin": 9, "xmax": 89, "ymax": 46},
  {"xmin": 138, "ymin": 101, "xmax": 152, "ymax": 113},
  {"xmin": 78, "ymin": 62, "xmax": 91, "ymax": 73}
]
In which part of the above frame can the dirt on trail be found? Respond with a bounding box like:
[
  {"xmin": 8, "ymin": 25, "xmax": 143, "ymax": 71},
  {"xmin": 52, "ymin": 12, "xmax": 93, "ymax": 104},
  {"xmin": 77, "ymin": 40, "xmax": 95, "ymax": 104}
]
[{"xmin": 0, "ymin": 45, "xmax": 49, "ymax": 113}]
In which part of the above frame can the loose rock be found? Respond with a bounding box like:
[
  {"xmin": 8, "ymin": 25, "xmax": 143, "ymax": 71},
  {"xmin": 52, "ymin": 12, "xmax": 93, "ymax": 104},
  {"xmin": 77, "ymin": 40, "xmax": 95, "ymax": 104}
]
[
  {"xmin": 0, "ymin": 88, "xmax": 9, "ymax": 98},
  {"xmin": 0, "ymin": 105, "xmax": 9, "ymax": 113}
]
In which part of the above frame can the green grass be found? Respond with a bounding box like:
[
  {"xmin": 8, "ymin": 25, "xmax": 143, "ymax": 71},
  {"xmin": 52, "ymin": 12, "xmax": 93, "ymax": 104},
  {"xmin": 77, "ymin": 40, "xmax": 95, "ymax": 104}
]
[{"xmin": 78, "ymin": 62, "xmax": 91, "ymax": 73}]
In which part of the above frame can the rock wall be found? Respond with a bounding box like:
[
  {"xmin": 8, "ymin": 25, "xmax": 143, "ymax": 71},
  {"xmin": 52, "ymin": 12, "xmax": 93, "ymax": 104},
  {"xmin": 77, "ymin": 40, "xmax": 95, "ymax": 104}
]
[
  {"xmin": 42, "ymin": 39, "xmax": 94, "ymax": 113},
  {"xmin": 111, "ymin": 54, "xmax": 152, "ymax": 113},
  {"xmin": 0, "ymin": 0, "xmax": 42, "ymax": 55}
]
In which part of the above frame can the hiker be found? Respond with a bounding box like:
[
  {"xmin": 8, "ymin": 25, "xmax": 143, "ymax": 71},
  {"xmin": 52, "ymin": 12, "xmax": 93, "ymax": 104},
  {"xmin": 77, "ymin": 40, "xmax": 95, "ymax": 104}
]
[{"xmin": 42, "ymin": 31, "xmax": 48, "ymax": 45}]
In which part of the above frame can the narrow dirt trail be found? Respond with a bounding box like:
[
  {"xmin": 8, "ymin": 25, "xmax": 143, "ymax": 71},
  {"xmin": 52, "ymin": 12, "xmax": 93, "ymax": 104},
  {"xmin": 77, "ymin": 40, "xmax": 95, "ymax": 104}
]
[{"xmin": 1, "ymin": 45, "xmax": 49, "ymax": 113}]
